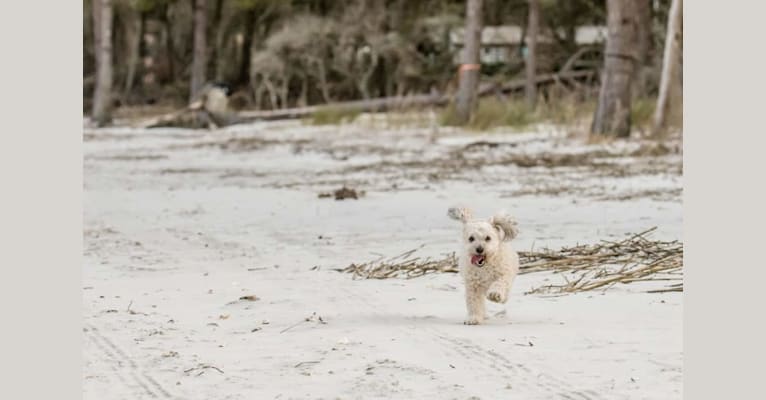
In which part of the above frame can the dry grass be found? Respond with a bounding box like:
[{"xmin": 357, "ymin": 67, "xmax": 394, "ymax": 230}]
[
  {"xmin": 355, "ymin": 110, "xmax": 436, "ymax": 130},
  {"xmin": 339, "ymin": 245, "xmax": 459, "ymax": 280},
  {"xmin": 630, "ymin": 97, "xmax": 657, "ymax": 136},
  {"xmin": 439, "ymin": 90, "xmax": 602, "ymax": 132},
  {"xmin": 440, "ymin": 98, "xmax": 537, "ymax": 131},
  {"xmin": 382, "ymin": 110, "xmax": 434, "ymax": 129},
  {"xmin": 337, "ymin": 227, "xmax": 682, "ymax": 295},
  {"xmin": 520, "ymin": 227, "xmax": 682, "ymax": 294},
  {"xmin": 435, "ymin": 88, "xmax": 675, "ymax": 139},
  {"xmin": 475, "ymin": 98, "xmax": 536, "ymax": 130},
  {"xmin": 540, "ymin": 89, "xmax": 598, "ymax": 127},
  {"xmin": 438, "ymin": 103, "xmax": 463, "ymax": 127}
]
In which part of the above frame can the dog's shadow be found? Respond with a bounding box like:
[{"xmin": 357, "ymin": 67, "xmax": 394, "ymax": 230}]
[
  {"xmin": 343, "ymin": 312, "xmax": 453, "ymax": 327},
  {"xmin": 342, "ymin": 311, "xmax": 553, "ymax": 327}
]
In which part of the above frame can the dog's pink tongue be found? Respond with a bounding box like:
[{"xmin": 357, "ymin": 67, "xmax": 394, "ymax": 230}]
[{"xmin": 471, "ymin": 254, "xmax": 485, "ymax": 266}]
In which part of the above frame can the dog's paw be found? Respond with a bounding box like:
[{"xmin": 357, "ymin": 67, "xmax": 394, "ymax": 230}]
[
  {"xmin": 463, "ymin": 317, "xmax": 482, "ymax": 325},
  {"xmin": 487, "ymin": 291, "xmax": 505, "ymax": 303}
]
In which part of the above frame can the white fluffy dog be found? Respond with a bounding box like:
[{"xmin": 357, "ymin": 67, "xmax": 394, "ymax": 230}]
[{"xmin": 447, "ymin": 207, "xmax": 520, "ymax": 325}]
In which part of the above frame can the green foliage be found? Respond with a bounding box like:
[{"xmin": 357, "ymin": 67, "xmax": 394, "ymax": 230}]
[
  {"xmin": 440, "ymin": 98, "xmax": 536, "ymax": 131},
  {"xmin": 631, "ymin": 97, "xmax": 656, "ymax": 134},
  {"xmin": 439, "ymin": 103, "xmax": 461, "ymax": 126},
  {"xmin": 473, "ymin": 98, "xmax": 536, "ymax": 130},
  {"xmin": 84, "ymin": 0, "xmax": 671, "ymax": 120},
  {"xmin": 540, "ymin": 90, "xmax": 597, "ymax": 126},
  {"xmin": 308, "ymin": 106, "xmax": 361, "ymax": 125},
  {"xmin": 132, "ymin": 0, "xmax": 155, "ymax": 12},
  {"xmin": 130, "ymin": 0, "xmax": 170, "ymax": 13},
  {"xmin": 234, "ymin": 0, "xmax": 284, "ymax": 11},
  {"xmin": 437, "ymin": 90, "xmax": 616, "ymax": 133}
]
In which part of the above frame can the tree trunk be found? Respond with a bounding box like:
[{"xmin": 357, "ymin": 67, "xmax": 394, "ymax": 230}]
[
  {"xmin": 213, "ymin": 6, "xmax": 230, "ymax": 82},
  {"xmin": 298, "ymin": 77, "xmax": 308, "ymax": 107},
  {"xmin": 161, "ymin": 6, "xmax": 175, "ymax": 83},
  {"xmin": 123, "ymin": 8, "xmax": 143, "ymax": 96},
  {"xmin": 92, "ymin": 0, "xmax": 101, "ymax": 71},
  {"xmin": 280, "ymin": 77, "xmax": 289, "ymax": 109},
  {"xmin": 358, "ymin": 51, "xmax": 379, "ymax": 101},
  {"xmin": 652, "ymin": 0, "xmax": 682, "ymax": 136},
  {"xmin": 633, "ymin": 0, "xmax": 652, "ymax": 96},
  {"xmin": 454, "ymin": 0, "xmax": 483, "ymax": 124},
  {"xmin": 591, "ymin": 0, "xmax": 640, "ymax": 137},
  {"xmin": 92, "ymin": 0, "xmax": 113, "ymax": 125},
  {"xmin": 208, "ymin": 0, "xmax": 224, "ymax": 76},
  {"xmin": 238, "ymin": 10, "xmax": 256, "ymax": 88},
  {"xmin": 315, "ymin": 60, "xmax": 333, "ymax": 103},
  {"xmin": 190, "ymin": 0, "xmax": 208, "ymax": 101},
  {"xmin": 524, "ymin": 0, "xmax": 539, "ymax": 108}
]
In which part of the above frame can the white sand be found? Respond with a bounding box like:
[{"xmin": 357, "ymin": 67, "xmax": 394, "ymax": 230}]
[{"xmin": 83, "ymin": 119, "xmax": 682, "ymax": 399}]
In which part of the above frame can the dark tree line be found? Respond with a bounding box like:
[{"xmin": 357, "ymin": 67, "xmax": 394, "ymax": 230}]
[
  {"xmin": 85, "ymin": 0, "xmax": 681, "ymax": 136},
  {"xmin": 452, "ymin": 0, "xmax": 681, "ymax": 136}
]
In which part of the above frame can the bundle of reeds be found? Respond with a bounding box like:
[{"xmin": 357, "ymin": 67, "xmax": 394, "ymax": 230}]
[
  {"xmin": 337, "ymin": 227, "xmax": 683, "ymax": 294},
  {"xmin": 338, "ymin": 245, "xmax": 459, "ymax": 280},
  {"xmin": 519, "ymin": 227, "xmax": 682, "ymax": 294}
]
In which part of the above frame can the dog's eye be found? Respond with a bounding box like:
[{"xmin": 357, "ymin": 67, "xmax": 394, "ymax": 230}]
[
  {"xmin": 485, "ymin": 236, "xmax": 491, "ymax": 241},
  {"xmin": 468, "ymin": 236, "xmax": 475, "ymax": 242}
]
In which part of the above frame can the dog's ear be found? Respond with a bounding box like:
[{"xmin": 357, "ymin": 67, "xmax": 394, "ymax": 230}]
[
  {"xmin": 447, "ymin": 207, "xmax": 473, "ymax": 223},
  {"xmin": 490, "ymin": 212, "xmax": 519, "ymax": 241}
]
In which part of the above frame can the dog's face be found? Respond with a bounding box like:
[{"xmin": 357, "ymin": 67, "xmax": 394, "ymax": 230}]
[
  {"xmin": 461, "ymin": 220, "xmax": 502, "ymax": 267},
  {"xmin": 447, "ymin": 207, "xmax": 519, "ymax": 268}
]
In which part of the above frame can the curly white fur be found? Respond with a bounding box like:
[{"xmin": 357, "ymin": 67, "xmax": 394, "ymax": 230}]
[
  {"xmin": 447, "ymin": 207, "xmax": 520, "ymax": 325},
  {"xmin": 489, "ymin": 212, "xmax": 520, "ymax": 241}
]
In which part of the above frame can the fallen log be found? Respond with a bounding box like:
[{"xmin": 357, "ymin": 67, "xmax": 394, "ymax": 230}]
[
  {"xmin": 135, "ymin": 84, "xmax": 242, "ymax": 129},
  {"xmin": 137, "ymin": 70, "xmax": 594, "ymax": 128},
  {"xmin": 236, "ymin": 93, "xmax": 446, "ymax": 122},
  {"xmin": 495, "ymin": 69, "xmax": 594, "ymax": 94},
  {"xmin": 236, "ymin": 70, "xmax": 594, "ymax": 123}
]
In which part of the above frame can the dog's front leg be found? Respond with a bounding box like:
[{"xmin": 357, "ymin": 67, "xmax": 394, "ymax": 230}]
[
  {"xmin": 464, "ymin": 284, "xmax": 486, "ymax": 325},
  {"xmin": 487, "ymin": 278, "xmax": 511, "ymax": 304}
]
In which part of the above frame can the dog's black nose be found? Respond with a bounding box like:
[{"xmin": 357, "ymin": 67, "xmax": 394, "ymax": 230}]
[{"xmin": 476, "ymin": 246, "xmax": 484, "ymax": 254}]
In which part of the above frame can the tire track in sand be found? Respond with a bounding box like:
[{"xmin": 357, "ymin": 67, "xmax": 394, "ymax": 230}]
[
  {"xmin": 84, "ymin": 323, "xmax": 175, "ymax": 399},
  {"xmin": 338, "ymin": 284, "xmax": 605, "ymax": 400}
]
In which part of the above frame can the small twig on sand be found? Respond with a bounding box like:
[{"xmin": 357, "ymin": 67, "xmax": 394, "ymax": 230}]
[
  {"xmin": 280, "ymin": 319, "xmax": 308, "ymax": 334},
  {"xmin": 184, "ymin": 364, "xmax": 224, "ymax": 375},
  {"xmin": 294, "ymin": 361, "xmax": 320, "ymax": 368},
  {"xmin": 126, "ymin": 300, "xmax": 147, "ymax": 315},
  {"xmin": 280, "ymin": 312, "xmax": 324, "ymax": 333}
]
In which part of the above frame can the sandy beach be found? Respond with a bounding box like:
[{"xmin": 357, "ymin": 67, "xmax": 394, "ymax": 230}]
[{"xmin": 83, "ymin": 117, "xmax": 682, "ymax": 399}]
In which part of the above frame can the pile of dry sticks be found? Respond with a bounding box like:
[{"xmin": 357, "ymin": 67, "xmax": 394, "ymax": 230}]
[{"xmin": 337, "ymin": 227, "xmax": 682, "ymax": 294}]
